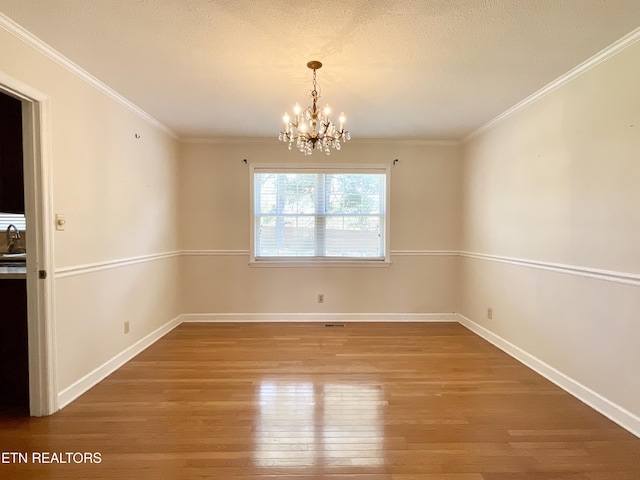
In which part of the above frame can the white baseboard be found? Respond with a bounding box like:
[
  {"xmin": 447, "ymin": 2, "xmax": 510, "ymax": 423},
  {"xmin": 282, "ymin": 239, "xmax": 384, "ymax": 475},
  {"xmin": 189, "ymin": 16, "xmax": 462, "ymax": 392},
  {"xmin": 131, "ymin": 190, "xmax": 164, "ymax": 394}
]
[
  {"xmin": 57, "ymin": 312, "xmax": 452, "ymax": 410},
  {"xmin": 55, "ymin": 311, "xmax": 640, "ymax": 440},
  {"xmin": 180, "ymin": 312, "xmax": 459, "ymax": 323},
  {"xmin": 57, "ymin": 316, "xmax": 182, "ymax": 409},
  {"xmin": 456, "ymin": 313, "xmax": 640, "ymax": 439}
]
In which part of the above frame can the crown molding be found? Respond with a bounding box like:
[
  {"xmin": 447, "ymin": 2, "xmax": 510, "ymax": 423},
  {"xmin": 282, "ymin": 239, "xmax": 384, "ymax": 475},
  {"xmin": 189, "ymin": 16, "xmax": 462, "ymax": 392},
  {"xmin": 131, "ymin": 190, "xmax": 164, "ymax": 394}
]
[
  {"xmin": 0, "ymin": 13, "xmax": 177, "ymax": 139},
  {"xmin": 463, "ymin": 26, "xmax": 640, "ymax": 143},
  {"xmin": 4, "ymin": 10, "xmax": 638, "ymax": 149},
  {"xmin": 181, "ymin": 136, "xmax": 461, "ymax": 146},
  {"xmin": 348, "ymin": 138, "xmax": 461, "ymax": 146},
  {"xmin": 180, "ymin": 136, "xmax": 278, "ymax": 144}
]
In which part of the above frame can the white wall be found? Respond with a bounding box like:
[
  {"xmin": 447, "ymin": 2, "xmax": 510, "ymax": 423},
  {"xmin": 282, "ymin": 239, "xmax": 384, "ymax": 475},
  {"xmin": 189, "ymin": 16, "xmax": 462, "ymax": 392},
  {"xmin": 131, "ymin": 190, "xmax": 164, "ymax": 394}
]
[
  {"xmin": 179, "ymin": 141, "xmax": 461, "ymax": 315},
  {"xmin": 3, "ymin": 11, "xmax": 639, "ymax": 435},
  {"xmin": 460, "ymin": 40, "xmax": 640, "ymax": 420},
  {"xmin": 0, "ymin": 26, "xmax": 182, "ymax": 394}
]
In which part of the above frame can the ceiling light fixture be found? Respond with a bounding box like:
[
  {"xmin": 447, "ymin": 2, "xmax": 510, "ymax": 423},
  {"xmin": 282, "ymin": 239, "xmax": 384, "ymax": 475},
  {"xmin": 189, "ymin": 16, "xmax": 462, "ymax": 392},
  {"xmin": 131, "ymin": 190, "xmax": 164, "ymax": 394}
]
[{"xmin": 279, "ymin": 61, "xmax": 351, "ymax": 155}]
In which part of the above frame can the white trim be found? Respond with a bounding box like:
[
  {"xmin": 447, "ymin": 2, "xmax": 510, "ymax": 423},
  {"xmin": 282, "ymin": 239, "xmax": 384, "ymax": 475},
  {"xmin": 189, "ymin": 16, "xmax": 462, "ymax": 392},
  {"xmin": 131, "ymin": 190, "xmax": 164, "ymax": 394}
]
[
  {"xmin": 53, "ymin": 249, "xmax": 640, "ymax": 286},
  {"xmin": 391, "ymin": 250, "xmax": 458, "ymax": 256},
  {"xmin": 349, "ymin": 138, "xmax": 460, "ymax": 147},
  {"xmin": 249, "ymin": 259, "xmax": 392, "ymax": 268},
  {"xmin": 181, "ymin": 137, "xmax": 278, "ymax": 145},
  {"xmin": 26, "ymin": 90, "xmax": 58, "ymax": 416},
  {"xmin": 57, "ymin": 316, "xmax": 182, "ymax": 409},
  {"xmin": 464, "ymin": 26, "xmax": 640, "ymax": 143},
  {"xmin": 0, "ymin": 13, "xmax": 176, "ymax": 139},
  {"xmin": 0, "ymin": 71, "xmax": 58, "ymax": 416},
  {"xmin": 55, "ymin": 251, "xmax": 181, "ymax": 278},
  {"xmin": 460, "ymin": 251, "xmax": 640, "ymax": 287},
  {"xmin": 181, "ymin": 312, "xmax": 458, "ymax": 323},
  {"xmin": 54, "ymin": 309, "xmax": 640, "ymax": 440},
  {"xmin": 184, "ymin": 250, "xmax": 458, "ymax": 258},
  {"xmin": 456, "ymin": 313, "xmax": 640, "ymax": 439},
  {"xmin": 249, "ymin": 164, "xmax": 391, "ymax": 264},
  {"xmin": 182, "ymin": 249, "xmax": 249, "ymax": 256},
  {"xmin": 180, "ymin": 136, "xmax": 460, "ymax": 146}
]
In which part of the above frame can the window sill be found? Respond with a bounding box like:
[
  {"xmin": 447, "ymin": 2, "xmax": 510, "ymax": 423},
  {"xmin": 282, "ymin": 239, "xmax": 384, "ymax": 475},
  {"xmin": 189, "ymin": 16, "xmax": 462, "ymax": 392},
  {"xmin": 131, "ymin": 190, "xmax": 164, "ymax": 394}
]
[{"xmin": 249, "ymin": 259, "xmax": 392, "ymax": 268}]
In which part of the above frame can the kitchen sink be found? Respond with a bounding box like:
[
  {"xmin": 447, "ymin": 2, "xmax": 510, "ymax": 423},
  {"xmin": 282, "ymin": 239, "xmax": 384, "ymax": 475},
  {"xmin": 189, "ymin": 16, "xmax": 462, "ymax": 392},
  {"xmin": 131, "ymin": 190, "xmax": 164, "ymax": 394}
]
[{"xmin": 0, "ymin": 253, "xmax": 26, "ymax": 264}]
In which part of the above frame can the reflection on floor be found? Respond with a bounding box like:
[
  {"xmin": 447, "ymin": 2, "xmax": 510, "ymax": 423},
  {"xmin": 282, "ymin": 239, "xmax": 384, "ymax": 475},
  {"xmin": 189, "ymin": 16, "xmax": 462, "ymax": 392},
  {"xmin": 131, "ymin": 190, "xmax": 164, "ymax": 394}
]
[
  {"xmin": 256, "ymin": 381, "xmax": 383, "ymax": 467},
  {"xmin": 0, "ymin": 322, "xmax": 639, "ymax": 479}
]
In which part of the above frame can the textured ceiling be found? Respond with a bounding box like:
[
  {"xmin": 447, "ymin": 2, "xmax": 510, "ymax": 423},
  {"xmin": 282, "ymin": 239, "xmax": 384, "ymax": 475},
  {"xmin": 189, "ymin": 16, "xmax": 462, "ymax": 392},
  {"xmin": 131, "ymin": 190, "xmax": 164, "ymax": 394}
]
[{"xmin": 1, "ymin": 0, "xmax": 640, "ymax": 140}]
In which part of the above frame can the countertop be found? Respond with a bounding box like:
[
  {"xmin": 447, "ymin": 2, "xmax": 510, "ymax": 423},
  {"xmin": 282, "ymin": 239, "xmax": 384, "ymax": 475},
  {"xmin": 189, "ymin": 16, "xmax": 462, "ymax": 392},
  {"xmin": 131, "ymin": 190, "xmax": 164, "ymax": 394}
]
[
  {"xmin": 0, "ymin": 252, "xmax": 27, "ymax": 278},
  {"xmin": 0, "ymin": 265, "xmax": 27, "ymax": 279}
]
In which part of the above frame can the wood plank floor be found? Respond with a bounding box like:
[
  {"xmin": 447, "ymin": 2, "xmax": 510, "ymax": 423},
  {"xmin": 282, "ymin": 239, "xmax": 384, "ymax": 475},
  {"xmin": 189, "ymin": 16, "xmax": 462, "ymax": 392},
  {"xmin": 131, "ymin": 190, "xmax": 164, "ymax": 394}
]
[{"xmin": 1, "ymin": 322, "xmax": 639, "ymax": 479}]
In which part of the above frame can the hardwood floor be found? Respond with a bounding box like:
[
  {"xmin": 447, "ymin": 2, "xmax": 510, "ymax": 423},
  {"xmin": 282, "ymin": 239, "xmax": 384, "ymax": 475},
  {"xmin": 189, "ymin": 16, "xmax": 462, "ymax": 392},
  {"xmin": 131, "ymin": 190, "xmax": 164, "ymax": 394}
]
[{"xmin": 1, "ymin": 322, "xmax": 639, "ymax": 479}]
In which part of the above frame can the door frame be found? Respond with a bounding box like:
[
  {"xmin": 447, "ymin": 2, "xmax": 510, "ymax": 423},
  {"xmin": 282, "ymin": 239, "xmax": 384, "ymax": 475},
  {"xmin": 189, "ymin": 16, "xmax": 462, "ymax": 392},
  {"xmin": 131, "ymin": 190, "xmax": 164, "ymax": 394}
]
[{"xmin": 0, "ymin": 71, "xmax": 57, "ymax": 416}]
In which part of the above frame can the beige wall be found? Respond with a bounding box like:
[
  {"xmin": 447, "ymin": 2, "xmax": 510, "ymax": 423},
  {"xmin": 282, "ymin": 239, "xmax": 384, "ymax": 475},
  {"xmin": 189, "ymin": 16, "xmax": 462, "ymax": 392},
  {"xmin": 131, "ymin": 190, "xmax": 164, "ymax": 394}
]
[
  {"xmin": 3, "ymin": 12, "xmax": 639, "ymax": 431},
  {"xmin": 179, "ymin": 141, "xmax": 461, "ymax": 314},
  {"xmin": 460, "ymin": 41, "xmax": 640, "ymax": 417},
  {"xmin": 0, "ymin": 27, "xmax": 182, "ymax": 392}
]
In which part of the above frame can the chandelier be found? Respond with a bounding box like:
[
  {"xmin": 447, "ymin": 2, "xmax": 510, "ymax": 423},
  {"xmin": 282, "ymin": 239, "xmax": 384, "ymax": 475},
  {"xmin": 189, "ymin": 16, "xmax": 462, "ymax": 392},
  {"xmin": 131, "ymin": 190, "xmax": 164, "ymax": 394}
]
[{"xmin": 279, "ymin": 61, "xmax": 351, "ymax": 155}]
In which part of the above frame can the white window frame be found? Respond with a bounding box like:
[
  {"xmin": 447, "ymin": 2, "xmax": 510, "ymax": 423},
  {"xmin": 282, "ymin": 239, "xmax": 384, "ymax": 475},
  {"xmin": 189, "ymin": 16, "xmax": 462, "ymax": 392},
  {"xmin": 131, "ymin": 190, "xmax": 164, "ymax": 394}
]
[{"xmin": 249, "ymin": 164, "xmax": 391, "ymax": 267}]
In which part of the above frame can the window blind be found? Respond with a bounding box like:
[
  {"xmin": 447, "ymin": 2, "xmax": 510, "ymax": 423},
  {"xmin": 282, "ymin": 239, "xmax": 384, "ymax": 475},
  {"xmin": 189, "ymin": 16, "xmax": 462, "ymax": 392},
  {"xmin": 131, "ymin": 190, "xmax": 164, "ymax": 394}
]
[
  {"xmin": 0, "ymin": 212, "xmax": 26, "ymax": 230},
  {"xmin": 253, "ymin": 167, "xmax": 387, "ymax": 260}
]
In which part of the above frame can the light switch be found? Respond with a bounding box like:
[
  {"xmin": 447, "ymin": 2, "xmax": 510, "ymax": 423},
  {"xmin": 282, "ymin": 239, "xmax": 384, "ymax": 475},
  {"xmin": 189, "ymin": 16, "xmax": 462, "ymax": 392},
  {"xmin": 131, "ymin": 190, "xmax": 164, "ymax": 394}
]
[{"xmin": 55, "ymin": 214, "xmax": 66, "ymax": 231}]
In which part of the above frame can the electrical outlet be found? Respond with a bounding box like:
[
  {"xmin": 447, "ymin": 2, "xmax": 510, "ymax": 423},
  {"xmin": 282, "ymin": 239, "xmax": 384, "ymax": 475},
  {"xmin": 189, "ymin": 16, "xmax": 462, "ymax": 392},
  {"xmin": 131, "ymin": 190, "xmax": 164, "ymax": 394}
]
[
  {"xmin": 487, "ymin": 308, "xmax": 493, "ymax": 320},
  {"xmin": 318, "ymin": 294, "xmax": 324, "ymax": 304},
  {"xmin": 124, "ymin": 321, "xmax": 130, "ymax": 334}
]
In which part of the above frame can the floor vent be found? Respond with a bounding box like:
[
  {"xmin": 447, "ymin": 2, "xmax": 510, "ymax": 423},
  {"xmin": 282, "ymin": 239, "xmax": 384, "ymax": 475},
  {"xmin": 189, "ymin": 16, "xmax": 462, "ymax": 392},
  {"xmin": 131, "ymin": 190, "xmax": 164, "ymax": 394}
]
[{"xmin": 324, "ymin": 323, "xmax": 345, "ymax": 328}]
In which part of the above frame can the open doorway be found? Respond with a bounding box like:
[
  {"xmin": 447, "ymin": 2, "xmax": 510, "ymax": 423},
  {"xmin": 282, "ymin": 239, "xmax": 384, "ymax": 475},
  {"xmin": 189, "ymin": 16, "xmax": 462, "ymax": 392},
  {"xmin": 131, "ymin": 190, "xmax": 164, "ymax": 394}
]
[
  {"xmin": 0, "ymin": 72, "xmax": 56, "ymax": 416},
  {"xmin": 0, "ymin": 91, "xmax": 29, "ymax": 414}
]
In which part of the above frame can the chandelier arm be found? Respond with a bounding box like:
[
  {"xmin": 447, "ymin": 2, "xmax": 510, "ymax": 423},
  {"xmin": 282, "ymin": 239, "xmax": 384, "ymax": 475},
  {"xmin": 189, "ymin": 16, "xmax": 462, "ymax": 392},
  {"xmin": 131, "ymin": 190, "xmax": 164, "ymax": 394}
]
[{"xmin": 279, "ymin": 61, "xmax": 350, "ymax": 155}]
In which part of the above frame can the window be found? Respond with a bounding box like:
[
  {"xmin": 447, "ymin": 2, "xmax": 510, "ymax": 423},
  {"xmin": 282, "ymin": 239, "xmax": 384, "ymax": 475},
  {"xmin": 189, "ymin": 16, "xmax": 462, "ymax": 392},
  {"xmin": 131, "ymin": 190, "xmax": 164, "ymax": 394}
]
[
  {"xmin": 251, "ymin": 165, "xmax": 389, "ymax": 264},
  {"xmin": 0, "ymin": 212, "xmax": 26, "ymax": 230}
]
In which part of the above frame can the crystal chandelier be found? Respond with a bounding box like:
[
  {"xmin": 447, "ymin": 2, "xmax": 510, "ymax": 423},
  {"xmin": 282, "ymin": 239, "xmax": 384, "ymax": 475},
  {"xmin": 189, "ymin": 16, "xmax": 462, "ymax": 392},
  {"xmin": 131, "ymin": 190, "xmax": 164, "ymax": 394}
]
[{"xmin": 279, "ymin": 61, "xmax": 351, "ymax": 155}]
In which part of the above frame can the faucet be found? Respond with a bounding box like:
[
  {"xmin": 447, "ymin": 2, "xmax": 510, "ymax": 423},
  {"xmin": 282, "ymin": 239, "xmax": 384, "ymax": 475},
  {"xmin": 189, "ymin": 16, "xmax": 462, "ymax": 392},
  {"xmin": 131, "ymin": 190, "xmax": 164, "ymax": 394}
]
[{"xmin": 6, "ymin": 224, "xmax": 21, "ymax": 253}]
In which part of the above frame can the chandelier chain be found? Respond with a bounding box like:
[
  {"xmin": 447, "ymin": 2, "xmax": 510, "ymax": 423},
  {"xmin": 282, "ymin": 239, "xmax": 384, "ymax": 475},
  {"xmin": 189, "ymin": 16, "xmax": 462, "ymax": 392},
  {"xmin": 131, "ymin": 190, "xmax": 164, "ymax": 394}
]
[{"xmin": 312, "ymin": 68, "xmax": 318, "ymax": 98}]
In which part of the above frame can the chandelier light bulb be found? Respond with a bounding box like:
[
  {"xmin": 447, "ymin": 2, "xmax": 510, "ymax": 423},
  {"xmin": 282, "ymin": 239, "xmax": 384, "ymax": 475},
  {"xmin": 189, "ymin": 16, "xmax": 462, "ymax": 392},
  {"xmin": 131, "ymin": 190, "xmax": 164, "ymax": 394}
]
[{"xmin": 278, "ymin": 61, "xmax": 351, "ymax": 155}]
